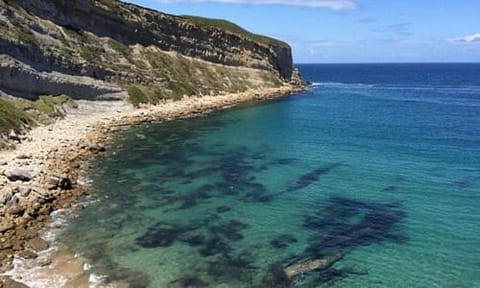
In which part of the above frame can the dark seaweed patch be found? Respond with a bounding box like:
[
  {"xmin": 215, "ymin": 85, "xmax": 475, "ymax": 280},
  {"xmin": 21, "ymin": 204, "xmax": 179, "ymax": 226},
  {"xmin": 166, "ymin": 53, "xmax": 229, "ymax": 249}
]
[
  {"xmin": 216, "ymin": 206, "xmax": 231, "ymax": 213},
  {"xmin": 280, "ymin": 163, "xmax": 342, "ymax": 195},
  {"xmin": 383, "ymin": 185, "xmax": 397, "ymax": 192},
  {"xmin": 198, "ymin": 236, "xmax": 232, "ymax": 257},
  {"xmin": 209, "ymin": 220, "xmax": 250, "ymax": 241},
  {"xmin": 270, "ymin": 234, "xmax": 298, "ymax": 249},
  {"xmin": 136, "ymin": 222, "xmax": 188, "ymax": 248},
  {"xmin": 261, "ymin": 262, "xmax": 291, "ymax": 288},
  {"xmin": 207, "ymin": 253, "xmax": 256, "ymax": 283},
  {"xmin": 261, "ymin": 196, "xmax": 407, "ymax": 286},
  {"xmin": 168, "ymin": 276, "xmax": 207, "ymax": 288}
]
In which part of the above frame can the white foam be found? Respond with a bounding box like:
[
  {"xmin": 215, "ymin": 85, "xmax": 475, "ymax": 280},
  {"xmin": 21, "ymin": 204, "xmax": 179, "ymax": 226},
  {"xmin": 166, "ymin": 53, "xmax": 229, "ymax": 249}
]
[{"xmin": 89, "ymin": 273, "xmax": 107, "ymax": 285}]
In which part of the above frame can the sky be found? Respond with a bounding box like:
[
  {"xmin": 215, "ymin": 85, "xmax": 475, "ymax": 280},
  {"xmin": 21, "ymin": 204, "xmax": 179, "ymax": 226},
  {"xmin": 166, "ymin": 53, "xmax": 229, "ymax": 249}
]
[{"xmin": 126, "ymin": 0, "xmax": 480, "ymax": 63}]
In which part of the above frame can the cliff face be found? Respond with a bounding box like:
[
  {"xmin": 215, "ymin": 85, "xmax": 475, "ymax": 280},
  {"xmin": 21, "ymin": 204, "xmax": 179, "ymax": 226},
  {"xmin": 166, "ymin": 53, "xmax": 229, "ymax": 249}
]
[{"xmin": 0, "ymin": 0, "xmax": 296, "ymax": 101}]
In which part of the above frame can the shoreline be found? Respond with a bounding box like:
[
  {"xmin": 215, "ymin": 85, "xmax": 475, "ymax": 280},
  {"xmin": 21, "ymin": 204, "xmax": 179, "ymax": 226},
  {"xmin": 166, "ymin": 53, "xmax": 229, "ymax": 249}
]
[{"xmin": 0, "ymin": 85, "xmax": 304, "ymax": 287}]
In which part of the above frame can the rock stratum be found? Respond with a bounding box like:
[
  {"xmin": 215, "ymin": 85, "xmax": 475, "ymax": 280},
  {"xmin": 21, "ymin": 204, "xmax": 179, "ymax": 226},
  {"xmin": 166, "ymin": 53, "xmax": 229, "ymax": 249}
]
[{"xmin": 0, "ymin": 0, "xmax": 301, "ymax": 102}]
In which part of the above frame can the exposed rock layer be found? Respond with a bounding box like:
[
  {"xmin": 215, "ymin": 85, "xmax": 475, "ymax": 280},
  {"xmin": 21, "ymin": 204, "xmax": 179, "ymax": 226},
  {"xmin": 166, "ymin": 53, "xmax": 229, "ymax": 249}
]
[{"xmin": 0, "ymin": 0, "xmax": 297, "ymax": 100}]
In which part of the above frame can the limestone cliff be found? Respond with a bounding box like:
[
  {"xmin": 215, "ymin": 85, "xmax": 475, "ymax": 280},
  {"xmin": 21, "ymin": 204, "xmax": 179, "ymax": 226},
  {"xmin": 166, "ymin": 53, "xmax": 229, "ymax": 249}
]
[{"xmin": 0, "ymin": 0, "xmax": 298, "ymax": 102}]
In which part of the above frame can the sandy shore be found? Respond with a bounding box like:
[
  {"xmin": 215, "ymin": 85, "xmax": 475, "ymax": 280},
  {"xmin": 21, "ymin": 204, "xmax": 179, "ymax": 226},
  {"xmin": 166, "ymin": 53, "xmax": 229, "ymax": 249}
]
[{"xmin": 0, "ymin": 85, "xmax": 303, "ymax": 287}]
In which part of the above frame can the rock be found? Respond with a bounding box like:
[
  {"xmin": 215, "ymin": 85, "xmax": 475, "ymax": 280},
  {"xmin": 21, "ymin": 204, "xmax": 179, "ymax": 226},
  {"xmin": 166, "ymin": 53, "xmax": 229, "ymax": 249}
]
[
  {"xmin": 18, "ymin": 250, "xmax": 38, "ymax": 259},
  {"xmin": 4, "ymin": 169, "xmax": 32, "ymax": 182},
  {"xmin": 0, "ymin": 276, "xmax": 30, "ymax": 288},
  {"xmin": 284, "ymin": 254, "xmax": 343, "ymax": 279},
  {"xmin": 0, "ymin": 190, "xmax": 13, "ymax": 205},
  {"xmin": 27, "ymin": 237, "xmax": 49, "ymax": 252},
  {"xmin": 47, "ymin": 174, "xmax": 72, "ymax": 190},
  {"xmin": 5, "ymin": 202, "xmax": 24, "ymax": 215},
  {"xmin": 16, "ymin": 154, "xmax": 32, "ymax": 160},
  {"xmin": 88, "ymin": 144, "xmax": 106, "ymax": 153},
  {"xmin": 8, "ymin": 130, "xmax": 20, "ymax": 142},
  {"xmin": 0, "ymin": 219, "xmax": 15, "ymax": 233}
]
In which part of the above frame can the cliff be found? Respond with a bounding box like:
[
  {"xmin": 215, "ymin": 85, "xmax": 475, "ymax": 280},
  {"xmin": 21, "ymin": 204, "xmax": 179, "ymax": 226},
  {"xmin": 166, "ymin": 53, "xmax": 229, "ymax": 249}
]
[{"xmin": 0, "ymin": 0, "xmax": 298, "ymax": 103}]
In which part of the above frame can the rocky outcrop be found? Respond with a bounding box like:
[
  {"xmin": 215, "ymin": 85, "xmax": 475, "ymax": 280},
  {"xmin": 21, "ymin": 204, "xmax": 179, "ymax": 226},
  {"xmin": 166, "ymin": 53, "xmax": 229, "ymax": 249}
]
[
  {"xmin": 10, "ymin": 0, "xmax": 293, "ymax": 79},
  {"xmin": 0, "ymin": 55, "xmax": 124, "ymax": 100},
  {"xmin": 0, "ymin": 0, "xmax": 299, "ymax": 101}
]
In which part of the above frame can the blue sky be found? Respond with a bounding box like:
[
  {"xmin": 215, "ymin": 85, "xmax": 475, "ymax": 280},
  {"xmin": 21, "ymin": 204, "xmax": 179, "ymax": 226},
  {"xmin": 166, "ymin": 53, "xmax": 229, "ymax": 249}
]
[{"xmin": 127, "ymin": 0, "xmax": 480, "ymax": 63}]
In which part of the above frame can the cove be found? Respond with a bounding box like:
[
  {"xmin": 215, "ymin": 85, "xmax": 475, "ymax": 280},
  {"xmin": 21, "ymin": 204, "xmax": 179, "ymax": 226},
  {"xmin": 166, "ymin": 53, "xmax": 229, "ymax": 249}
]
[{"xmin": 58, "ymin": 64, "xmax": 480, "ymax": 287}]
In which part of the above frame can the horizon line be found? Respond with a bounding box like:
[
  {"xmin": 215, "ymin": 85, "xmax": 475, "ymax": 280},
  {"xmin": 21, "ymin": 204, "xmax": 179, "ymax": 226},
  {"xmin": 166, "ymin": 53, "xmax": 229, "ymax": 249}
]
[{"xmin": 294, "ymin": 62, "xmax": 480, "ymax": 65}]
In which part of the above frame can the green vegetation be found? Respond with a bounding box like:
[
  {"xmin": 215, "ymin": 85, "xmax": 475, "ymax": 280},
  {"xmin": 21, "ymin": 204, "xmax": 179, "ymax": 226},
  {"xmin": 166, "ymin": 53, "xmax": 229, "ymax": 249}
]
[
  {"xmin": 11, "ymin": 22, "xmax": 37, "ymax": 45},
  {"xmin": 167, "ymin": 81, "xmax": 196, "ymax": 98},
  {"xmin": 109, "ymin": 39, "xmax": 130, "ymax": 55},
  {"xmin": 128, "ymin": 86, "xmax": 170, "ymax": 107},
  {"xmin": 0, "ymin": 98, "xmax": 33, "ymax": 135},
  {"xmin": 127, "ymin": 86, "xmax": 149, "ymax": 107},
  {"xmin": 0, "ymin": 95, "xmax": 76, "ymax": 135},
  {"xmin": 79, "ymin": 45, "xmax": 96, "ymax": 62},
  {"xmin": 183, "ymin": 15, "xmax": 288, "ymax": 47}
]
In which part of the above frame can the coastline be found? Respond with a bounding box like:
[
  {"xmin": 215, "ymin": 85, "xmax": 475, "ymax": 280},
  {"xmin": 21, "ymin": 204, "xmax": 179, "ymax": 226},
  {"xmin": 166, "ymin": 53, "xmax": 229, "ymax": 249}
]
[{"xmin": 0, "ymin": 85, "xmax": 304, "ymax": 287}]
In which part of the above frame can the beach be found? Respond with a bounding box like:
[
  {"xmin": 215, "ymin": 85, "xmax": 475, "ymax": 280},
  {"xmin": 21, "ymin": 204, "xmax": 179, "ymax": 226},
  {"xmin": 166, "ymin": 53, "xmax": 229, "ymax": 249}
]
[{"xmin": 0, "ymin": 85, "xmax": 302, "ymax": 287}]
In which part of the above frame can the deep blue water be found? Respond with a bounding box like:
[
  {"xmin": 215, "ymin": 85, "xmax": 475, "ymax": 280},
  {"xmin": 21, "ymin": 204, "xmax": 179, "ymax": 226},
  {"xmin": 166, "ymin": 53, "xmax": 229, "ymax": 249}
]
[{"xmin": 59, "ymin": 64, "xmax": 480, "ymax": 287}]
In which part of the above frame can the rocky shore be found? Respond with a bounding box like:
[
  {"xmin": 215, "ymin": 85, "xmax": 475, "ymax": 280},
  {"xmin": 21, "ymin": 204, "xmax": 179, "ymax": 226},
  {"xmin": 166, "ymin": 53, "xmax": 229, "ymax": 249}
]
[{"xmin": 0, "ymin": 85, "xmax": 303, "ymax": 287}]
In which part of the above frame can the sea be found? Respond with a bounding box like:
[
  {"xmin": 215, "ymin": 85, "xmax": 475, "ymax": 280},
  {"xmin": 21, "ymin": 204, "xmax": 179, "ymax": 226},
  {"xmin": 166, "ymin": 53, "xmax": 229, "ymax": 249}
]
[{"xmin": 57, "ymin": 63, "xmax": 480, "ymax": 287}]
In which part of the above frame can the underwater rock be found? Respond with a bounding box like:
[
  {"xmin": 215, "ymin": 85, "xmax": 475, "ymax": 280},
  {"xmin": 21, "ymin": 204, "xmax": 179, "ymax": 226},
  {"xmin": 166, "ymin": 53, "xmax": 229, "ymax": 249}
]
[
  {"xmin": 209, "ymin": 220, "xmax": 250, "ymax": 241},
  {"xmin": 270, "ymin": 234, "xmax": 298, "ymax": 249},
  {"xmin": 207, "ymin": 253, "xmax": 256, "ymax": 283},
  {"xmin": 281, "ymin": 163, "xmax": 342, "ymax": 194},
  {"xmin": 198, "ymin": 236, "xmax": 232, "ymax": 257},
  {"xmin": 179, "ymin": 231, "xmax": 206, "ymax": 247},
  {"xmin": 383, "ymin": 185, "xmax": 396, "ymax": 192},
  {"xmin": 216, "ymin": 206, "xmax": 231, "ymax": 213},
  {"xmin": 136, "ymin": 222, "xmax": 187, "ymax": 248},
  {"xmin": 284, "ymin": 254, "xmax": 343, "ymax": 279},
  {"xmin": 168, "ymin": 276, "xmax": 207, "ymax": 288},
  {"xmin": 262, "ymin": 262, "xmax": 291, "ymax": 288}
]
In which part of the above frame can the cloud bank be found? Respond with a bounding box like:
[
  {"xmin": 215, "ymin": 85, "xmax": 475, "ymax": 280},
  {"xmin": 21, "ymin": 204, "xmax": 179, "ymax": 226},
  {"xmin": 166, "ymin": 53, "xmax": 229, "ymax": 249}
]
[
  {"xmin": 450, "ymin": 33, "xmax": 480, "ymax": 43},
  {"xmin": 154, "ymin": 0, "xmax": 357, "ymax": 10}
]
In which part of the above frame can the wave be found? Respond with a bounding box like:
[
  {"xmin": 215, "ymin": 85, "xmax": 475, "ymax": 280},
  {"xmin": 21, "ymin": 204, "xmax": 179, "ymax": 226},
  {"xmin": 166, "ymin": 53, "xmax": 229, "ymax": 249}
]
[{"xmin": 311, "ymin": 82, "xmax": 375, "ymax": 89}]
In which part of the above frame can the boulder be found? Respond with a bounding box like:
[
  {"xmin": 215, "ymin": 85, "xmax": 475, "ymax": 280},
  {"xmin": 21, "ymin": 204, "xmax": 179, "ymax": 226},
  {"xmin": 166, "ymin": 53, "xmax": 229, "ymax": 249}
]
[
  {"xmin": 16, "ymin": 154, "xmax": 32, "ymax": 160},
  {"xmin": 0, "ymin": 276, "xmax": 30, "ymax": 288},
  {"xmin": 0, "ymin": 189, "xmax": 13, "ymax": 205},
  {"xmin": 27, "ymin": 237, "xmax": 49, "ymax": 252},
  {"xmin": 0, "ymin": 219, "xmax": 15, "ymax": 233},
  {"xmin": 4, "ymin": 169, "xmax": 32, "ymax": 182},
  {"xmin": 17, "ymin": 250, "xmax": 38, "ymax": 259},
  {"xmin": 8, "ymin": 130, "xmax": 20, "ymax": 142},
  {"xmin": 284, "ymin": 254, "xmax": 343, "ymax": 279},
  {"xmin": 47, "ymin": 174, "xmax": 73, "ymax": 190}
]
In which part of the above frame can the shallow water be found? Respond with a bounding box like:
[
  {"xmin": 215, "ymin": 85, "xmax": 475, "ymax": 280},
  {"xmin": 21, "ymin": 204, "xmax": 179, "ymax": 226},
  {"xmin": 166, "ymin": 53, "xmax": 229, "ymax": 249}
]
[{"xmin": 59, "ymin": 64, "xmax": 480, "ymax": 287}]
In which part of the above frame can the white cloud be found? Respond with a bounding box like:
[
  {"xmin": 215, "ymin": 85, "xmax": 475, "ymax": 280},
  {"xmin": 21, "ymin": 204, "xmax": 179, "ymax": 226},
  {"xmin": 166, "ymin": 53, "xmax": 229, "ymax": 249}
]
[
  {"xmin": 450, "ymin": 33, "xmax": 480, "ymax": 43},
  {"xmin": 153, "ymin": 0, "xmax": 357, "ymax": 10}
]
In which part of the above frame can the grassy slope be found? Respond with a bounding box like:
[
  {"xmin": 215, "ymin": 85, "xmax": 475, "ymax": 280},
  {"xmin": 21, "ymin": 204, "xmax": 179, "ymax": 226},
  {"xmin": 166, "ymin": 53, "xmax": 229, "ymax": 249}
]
[{"xmin": 0, "ymin": 95, "xmax": 76, "ymax": 137}]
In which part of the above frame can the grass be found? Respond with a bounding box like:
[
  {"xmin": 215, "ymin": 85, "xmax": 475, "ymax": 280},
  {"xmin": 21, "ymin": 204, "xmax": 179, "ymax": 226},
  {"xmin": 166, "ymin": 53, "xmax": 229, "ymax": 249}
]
[
  {"xmin": 0, "ymin": 95, "xmax": 77, "ymax": 136},
  {"xmin": 128, "ymin": 86, "xmax": 170, "ymax": 107},
  {"xmin": 128, "ymin": 86, "xmax": 149, "ymax": 107},
  {"xmin": 0, "ymin": 98, "xmax": 33, "ymax": 135},
  {"xmin": 80, "ymin": 46, "xmax": 96, "ymax": 62},
  {"xmin": 109, "ymin": 40, "xmax": 130, "ymax": 55}
]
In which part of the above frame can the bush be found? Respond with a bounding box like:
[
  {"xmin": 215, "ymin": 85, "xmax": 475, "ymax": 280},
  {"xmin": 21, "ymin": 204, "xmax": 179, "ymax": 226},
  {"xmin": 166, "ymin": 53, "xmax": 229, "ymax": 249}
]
[
  {"xmin": 0, "ymin": 98, "xmax": 32, "ymax": 134},
  {"xmin": 128, "ymin": 86, "xmax": 148, "ymax": 107}
]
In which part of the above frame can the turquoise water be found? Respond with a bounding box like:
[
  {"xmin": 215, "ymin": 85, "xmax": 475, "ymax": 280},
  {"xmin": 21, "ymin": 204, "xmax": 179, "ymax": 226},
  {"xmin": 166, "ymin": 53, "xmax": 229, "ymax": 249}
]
[{"xmin": 59, "ymin": 64, "xmax": 480, "ymax": 287}]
